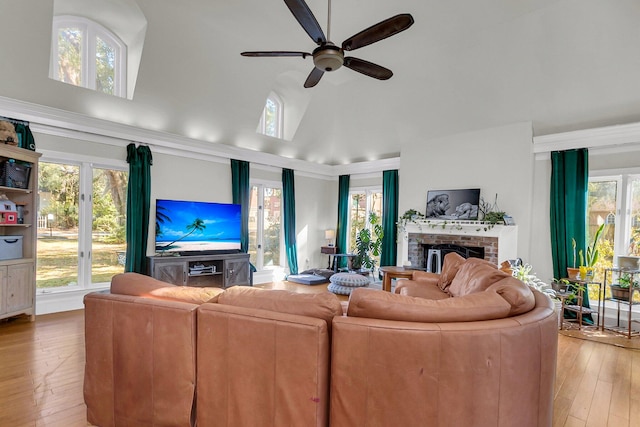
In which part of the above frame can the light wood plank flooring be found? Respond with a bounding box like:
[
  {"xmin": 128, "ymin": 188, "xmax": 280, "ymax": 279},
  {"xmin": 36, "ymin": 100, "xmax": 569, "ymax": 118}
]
[{"xmin": 1, "ymin": 283, "xmax": 639, "ymax": 426}]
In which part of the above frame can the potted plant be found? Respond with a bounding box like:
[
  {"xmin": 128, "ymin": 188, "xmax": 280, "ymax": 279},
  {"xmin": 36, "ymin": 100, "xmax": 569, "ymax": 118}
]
[
  {"xmin": 551, "ymin": 277, "xmax": 570, "ymax": 293},
  {"xmin": 397, "ymin": 209, "xmax": 425, "ymax": 233},
  {"xmin": 512, "ymin": 264, "xmax": 558, "ymax": 300},
  {"xmin": 611, "ymin": 272, "xmax": 636, "ymax": 301},
  {"xmin": 567, "ymin": 238, "xmax": 580, "ymax": 280},
  {"xmin": 353, "ymin": 212, "xmax": 383, "ymax": 275},
  {"xmin": 578, "ymin": 223, "xmax": 606, "ymax": 280},
  {"xmin": 512, "ymin": 264, "xmax": 565, "ymax": 327}
]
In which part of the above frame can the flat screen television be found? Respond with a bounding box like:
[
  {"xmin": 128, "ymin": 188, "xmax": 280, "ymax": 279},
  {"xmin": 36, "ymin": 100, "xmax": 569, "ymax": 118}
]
[{"xmin": 155, "ymin": 199, "xmax": 242, "ymax": 254}]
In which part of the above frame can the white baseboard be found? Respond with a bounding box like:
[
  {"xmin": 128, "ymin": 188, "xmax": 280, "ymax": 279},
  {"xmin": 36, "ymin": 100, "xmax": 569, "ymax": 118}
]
[{"xmin": 36, "ymin": 286, "xmax": 109, "ymax": 315}]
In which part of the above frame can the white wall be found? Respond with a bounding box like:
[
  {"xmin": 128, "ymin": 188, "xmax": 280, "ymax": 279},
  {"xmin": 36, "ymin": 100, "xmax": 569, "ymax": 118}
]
[
  {"xmin": 293, "ymin": 174, "xmax": 337, "ymax": 272},
  {"xmin": 399, "ymin": 122, "xmax": 536, "ymax": 263}
]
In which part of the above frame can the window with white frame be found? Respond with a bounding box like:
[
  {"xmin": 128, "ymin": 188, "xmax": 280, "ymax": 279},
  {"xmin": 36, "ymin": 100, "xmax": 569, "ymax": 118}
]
[
  {"xmin": 50, "ymin": 16, "xmax": 127, "ymax": 98},
  {"xmin": 586, "ymin": 172, "xmax": 640, "ymax": 281},
  {"xmin": 348, "ymin": 188, "xmax": 382, "ymax": 253},
  {"xmin": 248, "ymin": 181, "xmax": 283, "ymax": 270},
  {"xmin": 258, "ymin": 92, "xmax": 283, "ymax": 138},
  {"xmin": 37, "ymin": 158, "xmax": 128, "ymax": 292}
]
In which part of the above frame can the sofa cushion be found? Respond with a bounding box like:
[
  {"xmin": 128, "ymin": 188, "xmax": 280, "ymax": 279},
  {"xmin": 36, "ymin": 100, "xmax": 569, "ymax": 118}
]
[
  {"xmin": 487, "ymin": 276, "xmax": 536, "ymax": 316},
  {"xmin": 437, "ymin": 252, "xmax": 466, "ymax": 291},
  {"xmin": 347, "ymin": 287, "xmax": 512, "ymax": 322},
  {"xmin": 448, "ymin": 258, "xmax": 509, "ymax": 297},
  {"xmin": 149, "ymin": 286, "xmax": 224, "ymax": 304},
  {"xmin": 330, "ymin": 272, "xmax": 370, "ymax": 287},
  {"xmin": 218, "ymin": 286, "xmax": 343, "ymax": 324},
  {"xmin": 111, "ymin": 272, "xmax": 224, "ymax": 303}
]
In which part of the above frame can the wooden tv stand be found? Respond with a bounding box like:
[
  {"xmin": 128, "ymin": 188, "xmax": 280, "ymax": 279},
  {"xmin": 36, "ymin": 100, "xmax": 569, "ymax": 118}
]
[{"xmin": 148, "ymin": 253, "xmax": 251, "ymax": 288}]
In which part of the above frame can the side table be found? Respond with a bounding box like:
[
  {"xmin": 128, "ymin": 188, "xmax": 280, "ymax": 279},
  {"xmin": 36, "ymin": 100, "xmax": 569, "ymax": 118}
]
[
  {"xmin": 560, "ymin": 278, "xmax": 602, "ymax": 330},
  {"xmin": 321, "ymin": 246, "xmax": 337, "ymax": 269},
  {"xmin": 379, "ymin": 266, "xmax": 415, "ymax": 292},
  {"xmin": 602, "ymin": 268, "xmax": 640, "ymax": 338}
]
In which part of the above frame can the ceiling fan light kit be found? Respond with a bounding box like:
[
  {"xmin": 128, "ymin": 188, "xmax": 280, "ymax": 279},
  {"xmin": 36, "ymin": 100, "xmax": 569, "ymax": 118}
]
[
  {"xmin": 313, "ymin": 43, "xmax": 344, "ymax": 71},
  {"xmin": 241, "ymin": 0, "xmax": 414, "ymax": 88}
]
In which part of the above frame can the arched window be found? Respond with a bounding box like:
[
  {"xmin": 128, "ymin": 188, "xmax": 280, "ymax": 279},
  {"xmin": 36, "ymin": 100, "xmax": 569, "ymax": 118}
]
[
  {"xmin": 258, "ymin": 92, "xmax": 283, "ymax": 138},
  {"xmin": 50, "ymin": 16, "xmax": 127, "ymax": 98}
]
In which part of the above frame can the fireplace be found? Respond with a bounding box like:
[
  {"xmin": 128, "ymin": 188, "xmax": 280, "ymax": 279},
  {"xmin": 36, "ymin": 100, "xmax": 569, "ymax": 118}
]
[
  {"xmin": 397, "ymin": 220, "xmax": 518, "ymax": 269},
  {"xmin": 423, "ymin": 243, "xmax": 485, "ymax": 273}
]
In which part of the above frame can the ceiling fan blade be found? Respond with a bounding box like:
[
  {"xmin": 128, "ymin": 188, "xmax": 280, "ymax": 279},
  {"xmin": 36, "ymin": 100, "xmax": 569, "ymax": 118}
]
[
  {"xmin": 241, "ymin": 51, "xmax": 311, "ymax": 58},
  {"xmin": 342, "ymin": 14, "xmax": 414, "ymax": 51},
  {"xmin": 304, "ymin": 67, "xmax": 324, "ymax": 88},
  {"xmin": 283, "ymin": 0, "xmax": 326, "ymax": 44},
  {"xmin": 343, "ymin": 57, "xmax": 393, "ymax": 80}
]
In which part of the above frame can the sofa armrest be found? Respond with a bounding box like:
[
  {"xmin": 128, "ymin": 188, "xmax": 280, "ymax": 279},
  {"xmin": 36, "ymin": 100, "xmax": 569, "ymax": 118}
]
[
  {"xmin": 83, "ymin": 292, "xmax": 199, "ymax": 427},
  {"xmin": 410, "ymin": 270, "xmax": 440, "ymax": 282}
]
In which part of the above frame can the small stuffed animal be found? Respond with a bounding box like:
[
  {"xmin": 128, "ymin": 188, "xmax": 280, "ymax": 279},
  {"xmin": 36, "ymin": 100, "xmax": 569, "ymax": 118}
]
[{"xmin": 0, "ymin": 120, "xmax": 18, "ymax": 145}]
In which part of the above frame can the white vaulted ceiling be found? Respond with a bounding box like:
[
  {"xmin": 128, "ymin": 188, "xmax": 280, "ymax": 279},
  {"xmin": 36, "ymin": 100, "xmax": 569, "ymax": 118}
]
[{"xmin": 1, "ymin": 0, "xmax": 640, "ymax": 166}]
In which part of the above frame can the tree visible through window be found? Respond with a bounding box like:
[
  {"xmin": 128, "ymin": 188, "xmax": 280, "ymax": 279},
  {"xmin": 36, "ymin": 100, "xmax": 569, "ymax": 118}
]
[
  {"xmin": 348, "ymin": 189, "xmax": 382, "ymax": 252},
  {"xmin": 51, "ymin": 16, "xmax": 126, "ymax": 97},
  {"xmin": 248, "ymin": 183, "xmax": 282, "ymax": 270},
  {"xmin": 258, "ymin": 93, "xmax": 283, "ymax": 138},
  {"xmin": 37, "ymin": 161, "xmax": 128, "ymax": 289}
]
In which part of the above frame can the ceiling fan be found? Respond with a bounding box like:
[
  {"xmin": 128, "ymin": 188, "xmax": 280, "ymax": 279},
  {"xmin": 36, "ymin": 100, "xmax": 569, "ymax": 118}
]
[{"xmin": 241, "ymin": 0, "xmax": 414, "ymax": 88}]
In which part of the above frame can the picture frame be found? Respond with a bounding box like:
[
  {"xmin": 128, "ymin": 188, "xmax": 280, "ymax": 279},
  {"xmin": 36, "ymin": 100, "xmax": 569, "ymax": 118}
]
[
  {"xmin": 425, "ymin": 189, "xmax": 481, "ymax": 220},
  {"xmin": 503, "ymin": 215, "xmax": 515, "ymax": 225}
]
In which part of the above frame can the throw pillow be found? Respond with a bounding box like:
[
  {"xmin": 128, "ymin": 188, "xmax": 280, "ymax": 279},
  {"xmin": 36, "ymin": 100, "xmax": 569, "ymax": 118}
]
[
  {"xmin": 329, "ymin": 272, "xmax": 370, "ymax": 287},
  {"xmin": 448, "ymin": 258, "xmax": 509, "ymax": 297},
  {"xmin": 437, "ymin": 252, "xmax": 466, "ymax": 291},
  {"xmin": 218, "ymin": 286, "xmax": 343, "ymax": 323}
]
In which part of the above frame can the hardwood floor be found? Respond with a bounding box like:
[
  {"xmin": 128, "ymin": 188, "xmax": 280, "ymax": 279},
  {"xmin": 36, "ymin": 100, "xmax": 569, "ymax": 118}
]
[
  {"xmin": 1, "ymin": 287, "xmax": 640, "ymax": 426},
  {"xmin": 0, "ymin": 310, "xmax": 86, "ymax": 427}
]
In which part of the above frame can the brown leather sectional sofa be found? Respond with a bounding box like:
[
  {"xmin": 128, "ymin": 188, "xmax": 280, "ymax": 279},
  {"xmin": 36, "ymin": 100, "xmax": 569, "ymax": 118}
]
[{"xmin": 84, "ymin": 254, "xmax": 557, "ymax": 427}]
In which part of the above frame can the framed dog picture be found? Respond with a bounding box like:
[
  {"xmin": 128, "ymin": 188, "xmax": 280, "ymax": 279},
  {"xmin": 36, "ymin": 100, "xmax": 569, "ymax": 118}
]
[{"xmin": 426, "ymin": 189, "xmax": 481, "ymax": 220}]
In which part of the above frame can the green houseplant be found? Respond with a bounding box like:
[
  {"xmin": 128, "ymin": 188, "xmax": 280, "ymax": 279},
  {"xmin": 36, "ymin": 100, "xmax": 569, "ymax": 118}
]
[
  {"xmin": 577, "ymin": 223, "xmax": 606, "ymax": 278},
  {"xmin": 353, "ymin": 212, "xmax": 383, "ymax": 274},
  {"xmin": 611, "ymin": 272, "xmax": 637, "ymax": 301},
  {"xmin": 511, "ymin": 264, "xmax": 558, "ymax": 300},
  {"xmin": 566, "ymin": 238, "xmax": 580, "ymax": 279},
  {"xmin": 397, "ymin": 209, "xmax": 425, "ymax": 233}
]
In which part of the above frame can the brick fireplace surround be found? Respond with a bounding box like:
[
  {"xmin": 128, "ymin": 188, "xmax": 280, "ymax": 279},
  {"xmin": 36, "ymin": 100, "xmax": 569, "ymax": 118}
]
[{"xmin": 397, "ymin": 221, "xmax": 518, "ymax": 269}]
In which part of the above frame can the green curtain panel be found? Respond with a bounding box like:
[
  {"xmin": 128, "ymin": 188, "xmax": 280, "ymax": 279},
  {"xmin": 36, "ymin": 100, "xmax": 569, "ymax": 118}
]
[
  {"xmin": 336, "ymin": 175, "xmax": 350, "ymax": 269},
  {"xmin": 550, "ymin": 148, "xmax": 592, "ymax": 322},
  {"xmin": 282, "ymin": 168, "xmax": 299, "ymax": 275},
  {"xmin": 14, "ymin": 123, "xmax": 36, "ymax": 151},
  {"xmin": 550, "ymin": 148, "xmax": 588, "ymax": 279},
  {"xmin": 125, "ymin": 143, "xmax": 153, "ymax": 274},
  {"xmin": 380, "ymin": 169, "xmax": 399, "ymax": 267},
  {"xmin": 231, "ymin": 159, "xmax": 250, "ymax": 253}
]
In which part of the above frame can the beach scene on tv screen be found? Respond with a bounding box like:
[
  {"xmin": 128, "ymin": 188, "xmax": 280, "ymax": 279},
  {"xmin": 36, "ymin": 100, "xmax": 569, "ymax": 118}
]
[{"xmin": 155, "ymin": 200, "xmax": 241, "ymax": 252}]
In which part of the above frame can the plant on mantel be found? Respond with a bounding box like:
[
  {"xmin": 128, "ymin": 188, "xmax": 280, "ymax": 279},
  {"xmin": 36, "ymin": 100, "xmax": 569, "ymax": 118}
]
[
  {"xmin": 397, "ymin": 194, "xmax": 511, "ymax": 234},
  {"xmin": 478, "ymin": 194, "xmax": 507, "ymax": 230},
  {"xmin": 397, "ymin": 209, "xmax": 426, "ymax": 234}
]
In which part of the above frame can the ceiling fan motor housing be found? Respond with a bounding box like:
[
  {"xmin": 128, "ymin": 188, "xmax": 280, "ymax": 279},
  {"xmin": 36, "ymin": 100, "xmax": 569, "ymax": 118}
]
[{"xmin": 313, "ymin": 44, "xmax": 344, "ymax": 72}]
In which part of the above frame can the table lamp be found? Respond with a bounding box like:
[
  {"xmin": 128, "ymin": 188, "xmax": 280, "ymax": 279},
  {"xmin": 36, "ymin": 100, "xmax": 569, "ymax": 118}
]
[{"xmin": 325, "ymin": 229, "xmax": 335, "ymax": 246}]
